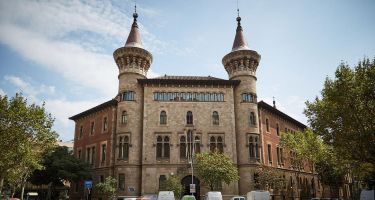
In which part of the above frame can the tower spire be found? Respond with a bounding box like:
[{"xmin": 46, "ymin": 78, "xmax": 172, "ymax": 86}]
[
  {"xmin": 125, "ymin": 0, "xmax": 143, "ymax": 48},
  {"xmin": 231, "ymin": 5, "xmax": 249, "ymax": 52}
]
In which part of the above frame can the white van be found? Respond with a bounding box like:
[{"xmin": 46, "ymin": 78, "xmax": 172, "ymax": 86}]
[
  {"xmin": 157, "ymin": 191, "xmax": 175, "ymax": 200},
  {"xmin": 247, "ymin": 191, "xmax": 270, "ymax": 200},
  {"xmin": 205, "ymin": 191, "xmax": 223, "ymax": 200},
  {"xmin": 360, "ymin": 190, "xmax": 374, "ymax": 200}
]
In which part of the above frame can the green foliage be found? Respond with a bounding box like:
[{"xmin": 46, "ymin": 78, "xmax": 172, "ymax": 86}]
[
  {"xmin": 164, "ymin": 175, "xmax": 184, "ymax": 199},
  {"xmin": 255, "ymin": 165, "xmax": 285, "ymax": 190},
  {"xmin": 0, "ymin": 93, "xmax": 58, "ymax": 193},
  {"xmin": 305, "ymin": 57, "xmax": 375, "ymax": 184},
  {"xmin": 30, "ymin": 146, "xmax": 91, "ymax": 185},
  {"xmin": 280, "ymin": 128, "xmax": 330, "ymax": 172},
  {"xmin": 95, "ymin": 176, "xmax": 117, "ymax": 199},
  {"xmin": 195, "ymin": 152, "xmax": 239, "ymax": 190}
]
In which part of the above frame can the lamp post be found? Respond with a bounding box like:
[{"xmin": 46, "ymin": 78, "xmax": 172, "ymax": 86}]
[{"xmin": 187, "ymin": 129, "xmax": 199, "ymax": 196}]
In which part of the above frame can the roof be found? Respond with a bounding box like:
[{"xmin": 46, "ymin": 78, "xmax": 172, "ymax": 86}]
[
  {"xmin": 154, "ymin": 75, "xmax": 225, "ymax": 80},
  {"xmin": 125, "ymin": 13, "xmax": 143, "ymax": 48},
  {"xmin": 139, "ymin": 75, "xmax": 240, "ymax": 86},
  {"xmin": 232, "ymin": 16, "xmax": 250, "ymax": 52},
  {"xmin": 69, "ymin": 99, "xmax": 117, "ymax": 121},
  {"xmin": 258, "ymin": 101, "xmax": 307, "ymax": 129}
]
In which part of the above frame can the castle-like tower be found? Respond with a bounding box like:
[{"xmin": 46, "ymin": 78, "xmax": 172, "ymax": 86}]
[
  {"xmin": 113, "ymin": 10, "xmax": 152, "ymax": 191},
  {"xmin": 222, "ymin": 14, "xmax": 261, "ymax": 194}
]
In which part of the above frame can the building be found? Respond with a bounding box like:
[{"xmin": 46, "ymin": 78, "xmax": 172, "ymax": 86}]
[{"xmin": 69, "ymin": 9, "xmax": 321, "ymax": 200}]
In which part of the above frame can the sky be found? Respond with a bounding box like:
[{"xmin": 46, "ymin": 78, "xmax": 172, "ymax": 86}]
[{"xmin": 0, "ymin": 0, "xmax": 374, "ymax": 141}]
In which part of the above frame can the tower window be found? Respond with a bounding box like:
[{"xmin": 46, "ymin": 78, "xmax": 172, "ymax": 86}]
[
  {"xmin": 212, "ymin": 111, "xmax": 219, "ymax": 125},
  {"xmin": 249, "ymin": 112, "xmax": 256, "ymax": 126},
  {"xmin": 186, "ymin": 111, "xmax": 193, "ymax": 125},
  {"xmin": 121, "ymin": 111, "xmax": 128, "ymax": 124},
  {"xmin": 248, "ymin": 135, "xmax": 260, "ymax": 160},
  {"xmin": 122, "ymin": 91, "xmax": 135, "ymax": 101},
  {"xmin": 266, "ymin": 118, "xmax": 270, "ymax": 132},
  {"xmin": 242, "ymin": 93, "xmax": 257, "ymax": 103},
  {"xmin": 119, "ymin": 135, "xmax": 129, "ymax": 160},
  {"xmin": 160, "ymin": 111, "xmax": 167, "ymax": 125}
]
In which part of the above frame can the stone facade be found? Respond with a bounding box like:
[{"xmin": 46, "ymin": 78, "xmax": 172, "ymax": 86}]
[{"xmin": 69, "ymin": 10, "xmax": 321, "ymax": 200}]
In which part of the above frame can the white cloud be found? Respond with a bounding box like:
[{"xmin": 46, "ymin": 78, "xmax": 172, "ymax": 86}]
[
  {"xmin": 0, "ymin": 88, "xmax": 6, "ymax": 96},
  {"xmin": 4, "ymin": 75, "xmax": 56, "ymax": 102},
  {"xmin": 0, "ymin": 0, "xmax": 173, "ymax": 97},
  {"xmin": 3, "ymin": 75, "xmax": 105, "ymax": 140}
]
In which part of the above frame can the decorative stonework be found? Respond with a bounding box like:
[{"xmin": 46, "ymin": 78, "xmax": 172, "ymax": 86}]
[
  {"xmin": 113, "ymin": 46, "xmax": 153, "ymax": 77},
  {"xmin": 222, "ymin": 49, "xmax": 261, "ymax": 79}
]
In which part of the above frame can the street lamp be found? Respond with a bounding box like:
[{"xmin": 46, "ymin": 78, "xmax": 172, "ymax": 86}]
[{"xmin": 186, "ymin": 129, "xmax": 199, "ymax": 196}]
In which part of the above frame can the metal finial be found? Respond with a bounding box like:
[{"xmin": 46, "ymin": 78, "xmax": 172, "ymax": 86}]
[
  {"xmin": 237, "ymin": 0, "xmax": 240, "ymax": 17},
  {"xmin": 133, "ymin": 0, "xmax": 138, "ymax": 20}
]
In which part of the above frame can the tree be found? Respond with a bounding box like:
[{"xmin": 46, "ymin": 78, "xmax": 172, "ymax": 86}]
[
  {"xmin": 95, "ymin": 176, "xmax": 117, "ymax": 200},
  {"xmin": 29, "ymin": 146, "xmax": 91, "ymax": 199},
  {"xmin": 305, "ymin": 58, "xmax": 375, "ymax": 186},
  {"xmin": 0, "ymin": 93, "xmax": 58, "ymax": 196},
  {"xmin": 280, "ymin": 128, "xmax": 331, "ymax": 198},
  {"xmin": 195, "ymin": 152, "xmax": 239, "ymax": 190},
  {"xmin": 164, "ymin": 175, "xmax": 184, "ymax": 199},
  {"xmin": 255, "ymin": 165, "xmax": 285, "ymax": 191}
]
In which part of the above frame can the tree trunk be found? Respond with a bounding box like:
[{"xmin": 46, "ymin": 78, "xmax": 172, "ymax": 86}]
[
  {"xmin": 21, "ymin": 184, "xmax": 25, "ymax": 200},
  {"xmin": 0, "ymin": 176, "xmax": 4, "ymax": 194}
]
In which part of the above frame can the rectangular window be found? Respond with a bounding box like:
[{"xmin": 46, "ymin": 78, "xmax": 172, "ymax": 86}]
[
  {"xmin": 90, "ymin": 122, "xmax": 95, "ymax": 135},
  {"xmin": 266, "ymin": 118, "xmax": 270, "ymax": 132},
  {"xmin": 103, "ymin": 117, "xmax": 108, "ymax": 131},
  {"xmin": 276, "ymin": 123, "xmax": 280, "ymax": 136},
  {"xmin": 90, "ymin": 146, "xmax": 95, "ymax": 165},
  {"xmin": 79, "ymin": 126, "xmax": 83, "ymax": 139},
  {"xmin": 118, "ymin": 174, "xmax": 125, "ymax": 191},
  {"xmin": 268, "ymin": 144, "xmax": 272, "ymax": 164},
  {"xmin": 100, "ymin": 175, "xmax": 104, "ymax": 183},
  {"xmin": 118, "ymin": 136, "xmax": 129, "ymax": 160},
  {"xmin": 277, "ymin": 147, "xmax": 280, "ymax": 165},
  {"xmin": 86, "ymin": 148, "xmax": 91, "ymax": 163},
  {"xmin": 101, "ymin": 144, "xmax": 106, "ymax": 163},
  {"xmin": 78, "ymin": 149, "xmax": 81, "ymax": 159}
]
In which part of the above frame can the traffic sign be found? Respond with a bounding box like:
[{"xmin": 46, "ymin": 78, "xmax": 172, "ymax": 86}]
[
  {"xmin": 84, "ymin": 180, "xmax": 93, "ymax": 189},
  {"xmin": 190, "ymin": 184, "xmax": 196, "ymax": 193}
]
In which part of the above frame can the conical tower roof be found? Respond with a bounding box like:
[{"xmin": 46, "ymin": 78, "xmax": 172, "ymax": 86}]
[
  {"xmin": 125, "ymin": 12, "xmax": 143, "ymax": 48},
  {"xmin": 231, "ymin": 16, "xmax": 249, "ymax": 51}
]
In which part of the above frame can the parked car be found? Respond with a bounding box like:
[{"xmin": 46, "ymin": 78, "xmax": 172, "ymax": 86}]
[
  {"xmin": 247, "ymin": 191, "xmax": 270, "ymax": 200},
  {"xmin": 205, "ymin": 191, "xmax": 223, "ymax": 200},
  {"xmin": 157, "ymin": 191, "xmax": 175, "ymax": 200},
  {"xmin": 230, "ymin": 196, "xmax": 245, "ymax": 200},
  {"xmin": 181, "ymin": 195, "xmax": 197, "ymax": 200}
]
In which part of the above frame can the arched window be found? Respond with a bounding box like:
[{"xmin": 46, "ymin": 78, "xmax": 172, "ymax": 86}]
[
  {"xmin": 248, "ymin": 135, "xmax": 260, "ymax": 160},
  {"xmin": 121, "ymin": 111, "xmax": 128, "ymax": 124},
  {"xmin": 180, "ymin": 136, "xmax": 186, "ymax": 159},
  {"xmin": 119, "ymin": 135, "xmax": 129, "ymax": 160},
  {"xmin": 249, "ymin": 112, "xmax": 256, "ymax": 126},
  {"xmin": 217, "ymin": 136, "xmax": 224, "ymax": 153},
  {"xmin": 160, "ymin": 111, "xmax": 167, "ymax": 125},
  {"xmin": 209, "ymin": 136, "xmax": 216, "ymax": 152},
  {"xmin": 212, "ymin": 111, "xmax": 219, "ymax": 125},
  {"xmin": 186, "ymin": 111, "xmax": 193, "ymax": 125}
]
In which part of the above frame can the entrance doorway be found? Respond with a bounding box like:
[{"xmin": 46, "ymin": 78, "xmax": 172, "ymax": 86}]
[{"xmin": 181, "ymin": 175, "xmax": 200, "ymax": 200}]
